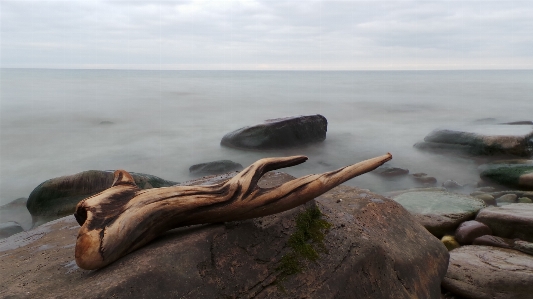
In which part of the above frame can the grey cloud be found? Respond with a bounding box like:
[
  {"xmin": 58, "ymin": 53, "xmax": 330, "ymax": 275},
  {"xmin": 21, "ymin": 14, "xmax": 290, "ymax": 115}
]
[{"xmin": 1, "ymin": 0, "xmax": 532, "ymax": 69}]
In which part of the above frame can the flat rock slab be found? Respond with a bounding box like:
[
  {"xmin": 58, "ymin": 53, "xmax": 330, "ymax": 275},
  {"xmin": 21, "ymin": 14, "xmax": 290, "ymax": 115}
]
[
  {"xmin": 476, "ymin": 203, "xmax": 533, "ymax": 242},
  {"xmin": 0, "ymin": 172, "xmax": 448, "ymax": 299},
  {"xmin": 442, "ymin": 245, "xmax": 533, "ymax": 299},
  {"xmin": 220, "ymin": 114, "xmax": 327, "ymax": 150},
  {"xmin": 393, "ymin": 191, "xmax": 486, "ymax": 237}
]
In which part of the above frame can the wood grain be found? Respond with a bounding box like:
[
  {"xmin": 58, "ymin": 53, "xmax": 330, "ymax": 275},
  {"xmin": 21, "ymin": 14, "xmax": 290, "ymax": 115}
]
[{"xmin": 74, "ymin": 154, "xmax": 392, "ymax": 270}]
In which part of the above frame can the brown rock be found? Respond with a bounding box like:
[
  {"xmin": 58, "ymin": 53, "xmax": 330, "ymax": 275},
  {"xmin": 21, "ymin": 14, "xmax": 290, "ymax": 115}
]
[
  {"xmin": 442, "ymin": 245, "xmax": 533, "ymax": 299},
  {"xmin": 473, "ymin": 235, "xmax": 533, "ymax": 255},
  {"xmin": 454, "ymin": 220, "xmax": 492, "ymax": 245},
  {"xmin": 0, "ymin": 172, "xmax": 448, "ymax": 299},
  {"xmin": 476, "ymin": 203, "xmax": 533, "ymax": 242}
]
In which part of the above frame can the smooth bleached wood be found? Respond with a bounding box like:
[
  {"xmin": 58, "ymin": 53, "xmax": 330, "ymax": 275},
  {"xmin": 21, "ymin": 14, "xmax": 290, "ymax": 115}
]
[{"xmin": 74, "ymin": 153, "xmax": 392, "ymax": 270}]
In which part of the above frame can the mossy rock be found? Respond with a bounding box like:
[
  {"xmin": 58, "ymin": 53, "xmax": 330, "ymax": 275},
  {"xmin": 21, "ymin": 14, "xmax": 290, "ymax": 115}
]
[
  {"xmin": 480, "ymin": 165, "xmax": 533, "ymax": 190},
  {"xmin": 393, "ymin": 191, "xmax": 486, "ymax": 237},
  {"xmin": 27, "ymin": 170, "xmax": 177, "ymax": 226}
]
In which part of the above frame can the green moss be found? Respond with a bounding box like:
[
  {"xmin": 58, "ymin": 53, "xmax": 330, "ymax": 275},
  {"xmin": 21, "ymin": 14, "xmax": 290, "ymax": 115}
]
[
  {"xmin": 276, "ymin": 206, "xmax": 332, "ymax": 286},
  {"xmin": 481, "ymin": 166, "xmax": 533, "ymax": 188}
]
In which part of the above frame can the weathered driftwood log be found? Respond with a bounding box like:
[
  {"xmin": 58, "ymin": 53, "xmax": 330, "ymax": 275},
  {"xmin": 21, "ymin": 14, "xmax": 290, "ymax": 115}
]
[{"xmin": 74, "ymin": 154, "xmax": 392, "ymax": 270}]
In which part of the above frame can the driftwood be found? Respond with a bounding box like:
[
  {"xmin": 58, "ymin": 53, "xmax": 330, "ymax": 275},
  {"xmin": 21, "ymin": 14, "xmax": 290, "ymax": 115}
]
[{"xmin": 74, "ymin": 154, "xmax": 392, "ymax": 270}]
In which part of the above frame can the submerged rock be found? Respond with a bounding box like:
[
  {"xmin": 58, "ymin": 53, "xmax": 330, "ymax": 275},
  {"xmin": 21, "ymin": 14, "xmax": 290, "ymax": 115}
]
[
  {"xmin": 0, "ymin": 172, "xmax": 448, "ymax": 299},
  {"xmin": 442, "ymin": 245, "xmax": 533, "ymax": 299},
  {"xmin": 373, "ymin": 166, "xmax": 409, "ymax": 177},
  {"xmin": 0, "ymin": 197, "xmax": 32, "ymax": 230},
  {"xmin": 415, "ymin": 126, "xmax": 533, "ymax": 157},
  {"xmin": 189, "ymin": 160, "xmax": 243, "ymax": 176},
  {"xmin": 393, "ymin": 191, "xmax": 486, "ymax": 237},
  {"xmin": 0, "ymin": 221, "xmax": 23, "ymax": 239},
  {"xmin": 27, "ymin": 170, "xmax": 178, "ymax": 227},
  {"xmin": 221, "ymin": 114, "xmax": 328, "ymax": 150},
  {"xmin": 476, "ymin": 203, "xmax": 533, "ymax": 242}
]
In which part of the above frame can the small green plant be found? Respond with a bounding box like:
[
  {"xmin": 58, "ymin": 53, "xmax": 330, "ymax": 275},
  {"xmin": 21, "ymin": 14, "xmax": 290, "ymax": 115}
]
[{"xmin": 276, "ymin": 205, "xmax": 332, "ymax": 286}]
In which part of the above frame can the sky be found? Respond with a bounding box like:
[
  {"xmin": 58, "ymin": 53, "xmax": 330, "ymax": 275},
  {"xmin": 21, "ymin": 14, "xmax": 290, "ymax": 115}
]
[{"xmin": 1, "ymin": 0, "xmax": 532, "ymax": 70}]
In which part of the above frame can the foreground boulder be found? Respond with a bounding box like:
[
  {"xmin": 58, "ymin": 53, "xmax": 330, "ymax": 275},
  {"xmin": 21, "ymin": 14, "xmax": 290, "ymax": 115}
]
[
  {"xmin": 189, "ymin": 160, "xmax": 243, "ymax": 176},
  {"xmin": 476, "ymin": 203, "xmax": 533, "ymax": 242},
  {"xmin": 0, "ymin": 197, "xmax": 31, "ymax": 230},
  {"xmin": 414, "ymin": 126, "xmax": 533, "ymax": 157},
  {"xmin": 442, "ymin": 245, "xmax": 533, "ymax": 299},
  {"xmin": 221, "ymin": 114, "xmax": 327, "ymax": 150},
  {"xmin": 392, "ymin": 191, "xmax": 486, "ymax": 237},
  {"xmin": 27, "ymin": 170, "xmax": 177, "ymax": 227},
  {"xmin": 0, "ymin": 172, "xmax": 448, "ymax": 299}
]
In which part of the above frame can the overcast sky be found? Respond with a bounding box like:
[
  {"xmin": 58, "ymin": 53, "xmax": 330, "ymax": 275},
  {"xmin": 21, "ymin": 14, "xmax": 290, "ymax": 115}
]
[{"xmin": 1, "ymin": 0, "xmax": 532, "ymax": 70}]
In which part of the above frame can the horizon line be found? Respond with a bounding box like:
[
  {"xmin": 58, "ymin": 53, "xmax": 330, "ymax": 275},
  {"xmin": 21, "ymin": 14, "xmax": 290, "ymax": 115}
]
[{"xmin": 2, "ymin": 67, "xmax": 532, "ymax": 72}]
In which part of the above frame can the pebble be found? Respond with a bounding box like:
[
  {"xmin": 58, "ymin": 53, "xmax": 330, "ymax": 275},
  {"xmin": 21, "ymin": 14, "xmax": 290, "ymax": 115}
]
[{"xmin": 496, "ymin": 194, "xmax": 517, "ymax": 204}]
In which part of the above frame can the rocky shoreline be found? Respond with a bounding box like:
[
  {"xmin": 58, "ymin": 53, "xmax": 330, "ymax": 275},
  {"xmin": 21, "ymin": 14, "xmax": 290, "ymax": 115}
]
[{"xmin": 1, "ymin": 115, "xmax": 533, "ymax": 298}]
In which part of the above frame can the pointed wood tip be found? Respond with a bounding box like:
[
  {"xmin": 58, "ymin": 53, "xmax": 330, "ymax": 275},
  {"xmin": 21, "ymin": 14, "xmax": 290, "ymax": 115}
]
[{"xmin": 112, "ymin": 170, "xmax": 137, "ymax": 187}]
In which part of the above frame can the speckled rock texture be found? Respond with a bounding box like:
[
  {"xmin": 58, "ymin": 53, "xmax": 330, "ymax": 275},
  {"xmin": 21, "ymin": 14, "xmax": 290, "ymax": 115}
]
[
  {"xmin": 1, "ymin": 172, "xmax": 448, "ymax": 299},
  {"xmin": 442, "ymin": 245, "xmax": 533, "ymax": 299},
  {"xmin": 476, "ymin": 203, "xmax": 533, "ymax": 242}
]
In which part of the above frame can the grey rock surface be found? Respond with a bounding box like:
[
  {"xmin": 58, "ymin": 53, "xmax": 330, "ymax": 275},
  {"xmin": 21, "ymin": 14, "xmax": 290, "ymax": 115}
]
[
  {"xmin": 476, "ymin": 203, "xmax": 533, "ymax": 242},
  {"xmin": 442, "ymin": 245, "xmax": 533, "ymax": 299},
  {"xmin": 393, "ymin": 191, "xmax": 486, "ymax": 237},
  {"xmin": 221, "ymin": 114, "xmax": 328, "ymax": 150}
]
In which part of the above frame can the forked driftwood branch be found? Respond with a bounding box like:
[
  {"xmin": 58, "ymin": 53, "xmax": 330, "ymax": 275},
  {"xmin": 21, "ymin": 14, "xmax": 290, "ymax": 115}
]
[{"xmin": 74, "ymin": 153, "xmax": 392, "ymax": 270}]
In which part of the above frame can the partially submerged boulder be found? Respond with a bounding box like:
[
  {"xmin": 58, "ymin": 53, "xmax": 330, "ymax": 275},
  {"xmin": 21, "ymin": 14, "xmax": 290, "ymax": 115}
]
[
  {"xmin": 0, "ymin": 197, "xmax": 31, "ymax": 230},
  {"xmin": 476, "ymin": 203, "xmax": 533, "ymax": 242},
  {"xmin": 189, "ymin": 160, "xmax": 243, "ymax": 176},
  {"xmin": 221, "ymin": 114, "xmax": 327, "ymax": 150},
  {"xmin": 27, "ymin": 170, "xmax": 177, "ymax": 227},
  {"xmin": 0, "ymin": 172, "xmax": 448, "ymax": 299},
  {"xmin": 392, "ymin": 191, "xmax": 486, "ymax": 237},
  {"xmin": 373, "ymin": 166, "xmax": 409, "ymax": 177},
  {"xmin": 0, "ymin": 221, "xmax": 23, "ymax": 239},
  {"xmin": 442, "ymin": 245, "xmax": 533, "ymax": 299},
  {"xmin": 414, "ymin": 126, "xmax": 533, "ymax": 157},
  {"xmin": 480, "ymin": 164, "xmax": 533, "ymax": 190}
]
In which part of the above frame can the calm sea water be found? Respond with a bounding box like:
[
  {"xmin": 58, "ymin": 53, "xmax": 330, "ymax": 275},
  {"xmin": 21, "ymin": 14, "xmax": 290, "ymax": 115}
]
[{"xmin": 1, "ymin": 69, "xmax": 532, "ymax": 206}]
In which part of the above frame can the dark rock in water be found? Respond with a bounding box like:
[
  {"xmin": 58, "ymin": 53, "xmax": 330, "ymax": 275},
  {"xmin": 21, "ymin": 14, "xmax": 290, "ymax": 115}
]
[
  {"xmin": 480, "ymin": 164, "xmax": 533, "ymax": 190},
  {"xmin": 411, "ymin": 173, "xmax": 437, "ymax": 186},
  {"xmin": 0, "ymin": 172, "xmax": 448, "ymax": 299},
  {"xmin": 221, "ymin": 114, "xmax": 327, "ymax": 150},
  {"xmin": 27, "ymin": 170, "xmax": 178, "ymax": 227},
  {"xmin": 189, "ymin": 160, "xmax": 243, "ymax": 176},
  {"xmin": 373, "ymin": 166, "xmax": 409, "ymax": 177},
  {"xmin": 393, "ymin": 191, "xmax": 486, "ymax": 237},
  {"xmin": 476, "ymin": 203, "xmax": 533, "ymax": 242},
  {"xmin": 0, "ymin": 198, "xmax": 32, "ymax": 230},
  {"xmin": 442, "ymin": 245, "xmax": 533, "ymax": 299},
  {"xmin": 454, "ymin": 220, "xmax": 492, "ymax": 245},
  {"xmin": 503, "ymin": 121, "xmax": 533, "ymax": 125},
  {"xmin": 0, "ymin": 221, "xmax": 23, "ymax": 239},
  {"xmin": 415, "ymin": 127, "xmax": 533, "ymax": 157},
  {"xmin": 99, "ymin": 120, "xmax": 114, "ymax": 125}
]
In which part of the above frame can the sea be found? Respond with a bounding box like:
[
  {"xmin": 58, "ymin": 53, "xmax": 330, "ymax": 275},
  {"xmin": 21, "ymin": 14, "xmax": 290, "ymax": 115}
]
[{"xmin": 1, "ymin": 69, "xmax": 532, "ymax": 206}]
